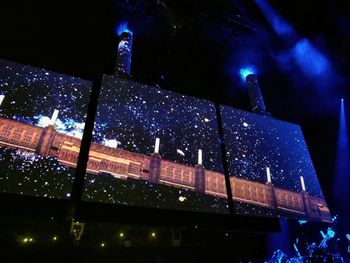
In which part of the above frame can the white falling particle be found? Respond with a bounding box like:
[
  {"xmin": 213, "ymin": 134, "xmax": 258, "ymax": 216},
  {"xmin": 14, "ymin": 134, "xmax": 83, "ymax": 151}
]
[
  {"xmin": 204, "ymin": 118, "xmax": 210, "ymax": 122},
  {"xmin": 176, "ymin": 149, "xmax": 185, "ymax": 156},
  {"xmin": 243, "ymin": 122, "xmax": 249, "ymax": 127}
]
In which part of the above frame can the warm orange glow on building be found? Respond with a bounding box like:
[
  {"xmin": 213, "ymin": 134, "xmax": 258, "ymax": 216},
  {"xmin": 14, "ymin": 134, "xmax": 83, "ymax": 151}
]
[{"xmin": 0, "ymin": 117, "xmax": 331, "ymax": 222}]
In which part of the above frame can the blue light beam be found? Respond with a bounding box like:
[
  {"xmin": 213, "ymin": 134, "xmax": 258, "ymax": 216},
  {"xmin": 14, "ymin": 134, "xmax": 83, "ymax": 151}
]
[
  {"xmin": 293, "ymin": 39, "xmax": 331, "ymax": 77},
  {"xmin": 333, "ymin": 99, "xmax": 350, "ymax": 205},
  {"xmin": 255, "ymin": 0, "xmax": 333, "ymax": 80},
  {"xmin": 255, "ymin": 0, "xmax": 295, "ymax": 39},
  {"xmin": 267, "ymin": 219, "xmax": 292, "ymax": 258}
]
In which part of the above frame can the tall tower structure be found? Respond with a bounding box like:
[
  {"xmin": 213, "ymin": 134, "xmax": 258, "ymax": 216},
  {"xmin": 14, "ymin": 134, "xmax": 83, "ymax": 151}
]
[
  {"xmin": 0, "ymin": 95, "xmax": 5, "ymax": 106},
  {"xmin": 35, "ymin": 110, "xmax": 59, "ymax": 156},
  {"xmin": 265, "ymin": 166, "xmax": 277, "ymax": 209},
  {"xmin": 115, "ymin": 31, "xmax": 133, "ymax": 78},
  {"xmin": 246, "ymin": 74, "xmax": 267, "ymax": 115},
  {"xmin": 300, "ymin": 176, "xmax": 313, "ymax": 219},
  {"xmin": 194, "ymin": 149, "xmax": 206, "ymax": 194},
  {"xmin": 149, "ymin": 138, "xmax": 162, "ymax": 184}
]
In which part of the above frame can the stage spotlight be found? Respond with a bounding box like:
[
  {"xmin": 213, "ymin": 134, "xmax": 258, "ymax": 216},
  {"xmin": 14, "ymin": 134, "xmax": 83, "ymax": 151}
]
[
  {"xmin": 20, "ymin": 236, "xmax": 34, "ymax": 245},
  {"xmin": 333, "ymin": 98, "xmax": 350, "ymax": 207},
  {"xmin": 239, "ymin": 66, "xmax": 256, "ymax": 81}
]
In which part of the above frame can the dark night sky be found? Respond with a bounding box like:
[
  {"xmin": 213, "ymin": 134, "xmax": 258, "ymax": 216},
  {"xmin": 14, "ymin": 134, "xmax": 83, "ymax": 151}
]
[
  {"xmin": 0, "ymin": 58, "xmax": 92, "ymax": 199},
  {"xmin": 221, "ymin": 105, "xmax": 325, "ymax": 198},
  {"xmin": 94, "ymin": 76, "xmax": 223, "ymax": 173},
  {"xmin": 0, "ymin": 0, "xmax": 349, "ymax": 211}
]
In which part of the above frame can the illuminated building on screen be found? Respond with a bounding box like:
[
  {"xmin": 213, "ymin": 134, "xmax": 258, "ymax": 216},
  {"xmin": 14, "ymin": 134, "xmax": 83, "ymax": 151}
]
[{"xmin": 0, "ymin": 116, "xmax": 331, "ymax": 222}]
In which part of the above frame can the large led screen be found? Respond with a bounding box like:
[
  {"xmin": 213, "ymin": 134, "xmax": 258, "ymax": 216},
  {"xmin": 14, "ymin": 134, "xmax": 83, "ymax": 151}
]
[
  {"xmin": 220, "ymin": 105, "xmax": 331, "ymax": 222},
  {"xmin": 82, "ymin": 75, "xmax": 229, "ymax": 214},
  {"xmin": 0, "ymin": 59, "xmax": 92, "ymax": 199}
]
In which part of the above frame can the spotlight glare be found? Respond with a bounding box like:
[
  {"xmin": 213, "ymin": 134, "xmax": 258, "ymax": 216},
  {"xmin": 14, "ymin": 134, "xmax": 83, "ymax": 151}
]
[
  {"xmin": 239, "ymin": 66, "xmax": 256, "ymax": 81},
  {"xmin": 151, "ymin": 232, "xmax": 156, "ymax": 238},
  {"xmin": 116, "ymin": 22, "xmax": 132, "ymax": 36},
  {"xmin": 100, "ymin": 242, "xmax": 105, "ymax": 247},
  {"xmin": 53, "ymin": 236, "xmax": 58, "ymax": 241},
  {"xmin": 119, "ymin": 232, "xmax": 124, "ymax": 238}
]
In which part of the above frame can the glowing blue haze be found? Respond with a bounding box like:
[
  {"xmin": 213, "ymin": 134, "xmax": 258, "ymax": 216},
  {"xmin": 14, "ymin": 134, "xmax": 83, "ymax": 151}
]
[
  {"xmin": 239, "ymin": 66, "xmax": 256, "ymax": 81},
  {"xmin": 267, "ymin": 219, "xmax": 292, "ymax": 257},
  {"xmin": 255, "ymin": 0, "xmax": 336, "ymax": 87},
  {"xmin": 293, "ymin": 39, "xmax": 330, "ymax": 77},
  {"xmin": 298, "ymin": 220, "xmax": 308, "ymax": 225},
  {"xmin": 333, "ymin": 99, "xmax": 350, "ymax": 204},
  {"xmin": 115, "ymin": 22, "xmax": 132, "ymax": 36},
  {"xmin": 255, "ymin": 0, "xmax": 294, "ymax": 37}
]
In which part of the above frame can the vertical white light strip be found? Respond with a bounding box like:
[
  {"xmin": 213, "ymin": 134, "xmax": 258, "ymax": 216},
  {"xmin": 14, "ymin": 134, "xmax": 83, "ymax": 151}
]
[
  {"xmin": 198, "ymin": 149, "xmax": 202, "ymax": 165},
  {"xmin": 49, "ymin": 109, "xmax": 59, "ymax": 126},
  {"xmin": 154, "ymin": 138, "xmax": 160, "ymax": 154},
  {"xmin": 0, "ymin": 95, "xmax": 5, "ymax": 106},
  {"xmin": 300, "ymin": 176, "xmax": 306, "ymax": 191},
  {"xmin": 266, "ymin": 166, "xmax": 271, "ymax": 183}
]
